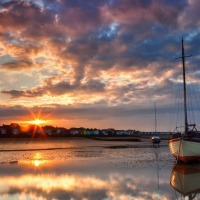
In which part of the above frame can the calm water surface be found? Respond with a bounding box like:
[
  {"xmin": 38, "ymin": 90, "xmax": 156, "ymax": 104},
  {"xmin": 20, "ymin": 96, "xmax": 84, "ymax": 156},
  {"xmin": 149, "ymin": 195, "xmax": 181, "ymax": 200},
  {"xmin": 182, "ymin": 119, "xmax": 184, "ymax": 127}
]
[{"xmin": 0, "ymin": 138, "xmax": 200, "ymax": 200}]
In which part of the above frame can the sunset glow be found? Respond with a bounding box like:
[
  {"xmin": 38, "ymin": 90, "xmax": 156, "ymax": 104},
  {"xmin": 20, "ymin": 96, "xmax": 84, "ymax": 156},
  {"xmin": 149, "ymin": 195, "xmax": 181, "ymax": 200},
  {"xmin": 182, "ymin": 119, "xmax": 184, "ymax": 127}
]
[{"xmin": 27, "ymin": 119, "xmax": 48, "ymax": 125}]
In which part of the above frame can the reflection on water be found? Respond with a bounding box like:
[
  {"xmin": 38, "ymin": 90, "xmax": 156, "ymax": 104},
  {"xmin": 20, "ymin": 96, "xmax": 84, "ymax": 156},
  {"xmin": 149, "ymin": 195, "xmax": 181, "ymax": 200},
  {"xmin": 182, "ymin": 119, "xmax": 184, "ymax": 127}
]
[
  {"xmin": 0, "ymin": 155, "xmax": 175, "ymax": 200},
  {"xmin": 0, "ymin": 140, "xmax": 183, "ymax": 200},
  {"xmin": 33, "ymin": 152, "xmax": 43, "ymax": 160},
  {"xmin": 20, "ymin": 160, "xmax": 50, "ymax": 167},
  {"xmin": 170, "ymin": 164, "xmax": 200, "ymax": 200},
  {"xmin": 25, "ymin": 152, "xmax": 47, "ymax": 167}
]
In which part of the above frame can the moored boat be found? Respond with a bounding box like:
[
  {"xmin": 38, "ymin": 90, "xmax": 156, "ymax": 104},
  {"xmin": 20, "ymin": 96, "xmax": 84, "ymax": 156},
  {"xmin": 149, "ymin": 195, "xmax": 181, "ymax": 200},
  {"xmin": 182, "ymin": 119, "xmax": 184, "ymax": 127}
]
[
  {"xmin": 151, "ymin": 136, "xmax": 161, "ymax": 145},
  {"xmin": 151, "ymin": 103, "xmax": 161, "ymax": 146},
  {"xmin": 169, "ymin": 130, "xmax": 200, "ymax": 162},
  {"xmin": 168, "ymin": 39, "xmax": 200, "ymax": 163}
]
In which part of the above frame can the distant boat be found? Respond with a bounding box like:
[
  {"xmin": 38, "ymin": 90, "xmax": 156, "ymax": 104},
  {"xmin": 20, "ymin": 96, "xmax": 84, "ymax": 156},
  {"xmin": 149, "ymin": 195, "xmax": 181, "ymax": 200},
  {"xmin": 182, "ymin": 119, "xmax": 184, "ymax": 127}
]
[
  {"xmin": 151, "ymin": 103, "xmax": 161, "ymax": 146},
  {"xmin": 170, "ymin": 164, "xmax": 200, "ymax": 199},
  {"xmin": 168, "ymin": 39, "xmax": 200, "ymax": 163}
]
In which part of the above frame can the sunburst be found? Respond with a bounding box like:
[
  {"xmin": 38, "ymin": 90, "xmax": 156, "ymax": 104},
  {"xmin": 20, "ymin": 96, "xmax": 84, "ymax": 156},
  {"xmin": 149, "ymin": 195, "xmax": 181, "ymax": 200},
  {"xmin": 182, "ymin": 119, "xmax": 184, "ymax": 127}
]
[
  {"xmin": 23, "ymin": 109, "xmax": 52, "ymax": 138},
  {"xmin": 28, "ymin": 119, "xmax": 47, "ymax": 125},
  {"xmin": 26, "ymin": 108, "xmax": 51, "ymax": 125}
]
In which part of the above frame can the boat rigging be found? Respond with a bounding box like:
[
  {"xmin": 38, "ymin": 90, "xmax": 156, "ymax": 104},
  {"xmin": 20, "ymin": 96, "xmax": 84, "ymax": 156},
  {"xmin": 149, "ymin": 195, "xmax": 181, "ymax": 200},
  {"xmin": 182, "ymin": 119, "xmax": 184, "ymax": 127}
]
[{"xmin": 169, "ymin": 38, "xmax": 200, "ymax": 163}]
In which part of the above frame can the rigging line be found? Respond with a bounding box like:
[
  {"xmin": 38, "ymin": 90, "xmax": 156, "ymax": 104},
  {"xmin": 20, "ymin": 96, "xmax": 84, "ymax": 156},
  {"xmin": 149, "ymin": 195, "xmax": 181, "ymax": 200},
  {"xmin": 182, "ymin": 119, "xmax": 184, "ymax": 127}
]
[
  {"xmin": 177, "ymin": 65, "xmax": 183, "ymax": 129},
  {"xmin": 185, "ymin": 66, "xmax": 193, "ymax": 124},
  {"xmin": 170, "ymin": 50, "xmax": 179, "ymax": 132},
  {"xmin": 193, "ymin": 56, "xmax": 200, "ymax": 107},
  {"xmin": 196, "ymin": 125, "xmax": 200, "ymax": 130},
  {"xmin": 173, "ymin": 62, "xmax": 181, "ymax": 130},
  {"xmin": 187, "ymin": 74, "xmax": 195, "ymax": 124},
  {"xmin": 176, "ymin": 82, "xmax": 180, "ymax": 128},
  {"xmin": 170, "ymin": 79, "xmax": 178, "ymax": 132},
  {"xmin": 187, "ymin": 56, "xmax": 198, "ymax": 124},
  {"xmin": 191, "ymin": 55, "xmax": 200, "ymax": 112},
  {"xmin": 189, "ymin": 56, "xmax": 197, "ymax": 123},
  {"xmin": 174, "ymin": 81, "xmax": 180, "ymax": 129},
  {"xmin": 172, "ymin": 73, "xmax": 179, "ymax": 130},
  {"xmin": 190, "ymin": 62, "xmax": 200, "ymax": 125},
  {"xmin": 169, "ymin": 59, "xmax": 176, "ymax": 132},
  {"xmin": 190, "ymin": 88, "xmax": 195, "ymax": 124}
]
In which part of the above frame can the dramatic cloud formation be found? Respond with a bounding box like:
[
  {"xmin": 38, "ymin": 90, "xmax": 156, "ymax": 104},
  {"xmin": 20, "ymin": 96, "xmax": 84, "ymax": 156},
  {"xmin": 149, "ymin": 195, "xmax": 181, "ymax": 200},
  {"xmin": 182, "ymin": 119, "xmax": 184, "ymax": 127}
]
[{"xmin": 0, "ymin": 0, "xmax": 200, "ymax": 131}]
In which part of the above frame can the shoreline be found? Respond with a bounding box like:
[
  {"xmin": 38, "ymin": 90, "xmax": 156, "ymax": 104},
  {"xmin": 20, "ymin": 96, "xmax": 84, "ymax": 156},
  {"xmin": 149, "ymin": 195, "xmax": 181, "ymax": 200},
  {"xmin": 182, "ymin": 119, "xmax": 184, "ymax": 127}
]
[{"xmin": 0, "ymin": 134, "xmax": 171, "ymax": 140}]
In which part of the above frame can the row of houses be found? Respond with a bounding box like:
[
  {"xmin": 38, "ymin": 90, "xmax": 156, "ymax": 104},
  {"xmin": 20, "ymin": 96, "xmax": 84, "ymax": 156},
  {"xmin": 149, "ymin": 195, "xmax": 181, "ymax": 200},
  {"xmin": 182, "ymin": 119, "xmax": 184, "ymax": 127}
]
[
  {"xmin": 138, "ymin": 131, "xmax": 172, "ymax": 135},
  {"xmin": 0, "ymin": 123, "xmax": 137, "ymax": 138},
  {"xmin": 0, "ymin": 123, "xmax": 67, "ymax": 137},
  {"xmin": 70, "ymin": 128, "xmax": 136, "ymax": 136}
]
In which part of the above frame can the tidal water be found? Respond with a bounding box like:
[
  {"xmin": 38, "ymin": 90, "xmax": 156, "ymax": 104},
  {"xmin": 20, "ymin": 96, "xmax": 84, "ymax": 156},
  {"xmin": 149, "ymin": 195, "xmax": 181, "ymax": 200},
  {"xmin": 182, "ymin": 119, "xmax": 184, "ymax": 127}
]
[{"xmin": 0, "ymin": 138, "xmax": 199, "ymax": 200}]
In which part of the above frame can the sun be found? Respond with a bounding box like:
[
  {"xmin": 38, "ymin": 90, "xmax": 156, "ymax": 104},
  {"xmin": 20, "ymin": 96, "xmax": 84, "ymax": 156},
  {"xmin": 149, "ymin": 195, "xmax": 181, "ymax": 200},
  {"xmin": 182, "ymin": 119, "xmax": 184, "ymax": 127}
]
[
  {"xmin": 28, "ymin": 119, "xmax": 47, "ymax": 125},
  {"xmin": 34, "ymin": 119, "xmax": 46, "ymax": 125},
  {"xmin": 21, "ymin": 108, "xmax": 51, "ymax": 126}
]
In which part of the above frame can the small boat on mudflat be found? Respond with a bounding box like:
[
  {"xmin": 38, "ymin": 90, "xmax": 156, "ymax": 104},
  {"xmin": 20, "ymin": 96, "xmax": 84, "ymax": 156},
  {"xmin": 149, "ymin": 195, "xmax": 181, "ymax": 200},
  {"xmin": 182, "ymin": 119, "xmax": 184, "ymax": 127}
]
[
  {"xmin": 151, "ymin": 103, "xmax": 161, "ymax": 146},
  {"xmin": 151, "ymin": 136, "xmax": 161, "ymax": 146}
]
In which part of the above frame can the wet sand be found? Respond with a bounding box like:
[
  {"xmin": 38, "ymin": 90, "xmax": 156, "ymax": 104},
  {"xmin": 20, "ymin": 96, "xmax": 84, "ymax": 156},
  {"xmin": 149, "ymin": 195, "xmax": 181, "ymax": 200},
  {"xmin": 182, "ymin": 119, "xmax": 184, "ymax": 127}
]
[{"xmin": 0, "ymin": 137, "xmax": 171, "ymax": 165}]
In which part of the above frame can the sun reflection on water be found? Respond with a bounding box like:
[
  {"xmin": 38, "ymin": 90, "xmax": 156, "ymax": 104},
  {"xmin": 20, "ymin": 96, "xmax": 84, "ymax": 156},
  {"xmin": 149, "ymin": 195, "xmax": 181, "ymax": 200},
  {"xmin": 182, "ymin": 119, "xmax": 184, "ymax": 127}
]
[
  {"xmin": 18, "ymin": 152, "xmax": 50, "ymax": 167},
  {"xmin": 19, "ymin": 160, "xmax": 50, "ymax": 167},
  {"xmin": 32, "ymin": 160, "xmax": 48, "ymax": 167},
  {"xmin": 33, "ymin": 152, "xmax": 43, "ymax": 160}
]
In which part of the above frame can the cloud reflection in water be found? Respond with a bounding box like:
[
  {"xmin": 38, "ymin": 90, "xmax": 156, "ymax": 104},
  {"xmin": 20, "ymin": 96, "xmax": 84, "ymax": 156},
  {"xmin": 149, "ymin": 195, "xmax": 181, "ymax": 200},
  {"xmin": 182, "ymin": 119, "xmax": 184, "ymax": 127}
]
[{"xmin": 0, "ymin": 158, "xmax": 173, "ymax": 200}]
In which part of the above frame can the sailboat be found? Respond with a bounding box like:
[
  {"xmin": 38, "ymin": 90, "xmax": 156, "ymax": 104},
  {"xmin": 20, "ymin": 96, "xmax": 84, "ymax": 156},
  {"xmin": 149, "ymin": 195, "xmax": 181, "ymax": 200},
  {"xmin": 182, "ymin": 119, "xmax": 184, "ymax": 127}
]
[
  {"xmin": 170, "ymin": 164, "xmax": 200, "ymax": 199},
  {"xmin": 151, "ymin": 103, "xmax": 161, "ymax": 146},
  {"xmin": 168, "ymin": 38, "xmax": 200, "ymax": 163}
]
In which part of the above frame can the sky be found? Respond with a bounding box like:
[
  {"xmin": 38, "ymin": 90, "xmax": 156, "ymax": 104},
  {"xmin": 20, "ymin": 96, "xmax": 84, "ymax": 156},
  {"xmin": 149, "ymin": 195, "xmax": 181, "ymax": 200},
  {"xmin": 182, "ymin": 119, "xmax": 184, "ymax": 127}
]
[{"xmin": 0, "ymin": 0, "xmax": 200, "ymax": 131}]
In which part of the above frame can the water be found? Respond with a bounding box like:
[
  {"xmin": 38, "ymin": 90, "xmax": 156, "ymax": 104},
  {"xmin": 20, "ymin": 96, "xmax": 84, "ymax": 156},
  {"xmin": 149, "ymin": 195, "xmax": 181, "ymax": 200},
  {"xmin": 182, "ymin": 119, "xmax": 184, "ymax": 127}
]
[{"xmin": 0, "ymin": 138, "xmax": 199, "ymax": 200}]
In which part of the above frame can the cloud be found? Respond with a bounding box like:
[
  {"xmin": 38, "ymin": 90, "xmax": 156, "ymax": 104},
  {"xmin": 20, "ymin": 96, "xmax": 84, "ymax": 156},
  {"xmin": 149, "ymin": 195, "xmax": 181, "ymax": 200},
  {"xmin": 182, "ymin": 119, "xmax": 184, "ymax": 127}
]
[
  {"xmin": 178, "ymin": 0, "xmax": 200, "ymax": 29},
  {"xmin": 0, "ymin": 31, "xmax": 11, "ymax": 41},
  {"xmin": 0, "ymin": 1, "xmax": 54, "ymax": 32},
  {"xmin": 1, "ymin": 59, "xmax": 34, "ymax": 70},
  {"xmin": 1, "ymin": 77, "xmax": 106, "ymax": 98},
  {"xmin": 0, "ymin": 0, "xmax": 199, "ymax": 130}
]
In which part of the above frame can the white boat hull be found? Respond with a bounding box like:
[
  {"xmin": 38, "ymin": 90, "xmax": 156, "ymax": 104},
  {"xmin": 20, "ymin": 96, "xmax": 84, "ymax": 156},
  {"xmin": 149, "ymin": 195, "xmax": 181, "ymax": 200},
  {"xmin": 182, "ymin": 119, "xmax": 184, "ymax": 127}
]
[{"xmin": 169, "ymin": 138, "xmax": 200, "ymax": 162}]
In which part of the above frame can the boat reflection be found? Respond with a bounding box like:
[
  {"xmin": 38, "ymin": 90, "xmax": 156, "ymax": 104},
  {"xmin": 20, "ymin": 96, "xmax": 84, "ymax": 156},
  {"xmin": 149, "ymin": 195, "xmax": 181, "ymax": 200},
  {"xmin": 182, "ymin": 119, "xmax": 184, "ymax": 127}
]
[{"xmin": 170, "ymin": 163, "xmax": 200, "ymax": 199}]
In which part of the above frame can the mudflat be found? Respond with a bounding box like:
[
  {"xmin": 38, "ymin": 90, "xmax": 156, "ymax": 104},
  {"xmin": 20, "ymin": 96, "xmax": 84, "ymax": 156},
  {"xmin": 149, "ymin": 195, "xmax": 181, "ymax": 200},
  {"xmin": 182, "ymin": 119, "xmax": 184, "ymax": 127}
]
[{"xmin": 1, "ymin": 137, "xmax": 198, "ymax": 200}]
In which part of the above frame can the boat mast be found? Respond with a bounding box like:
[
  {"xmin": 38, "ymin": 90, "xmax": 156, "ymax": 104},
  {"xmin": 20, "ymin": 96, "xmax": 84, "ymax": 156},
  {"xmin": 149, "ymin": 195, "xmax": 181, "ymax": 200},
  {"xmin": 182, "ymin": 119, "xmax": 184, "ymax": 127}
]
[
  {"xmin": 181, "ymin": 38, "xmax": 188, "ymax": 135},
  {"xmin": 175, "ymin": 38, "xmax": 191, "ymax": 135}
]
